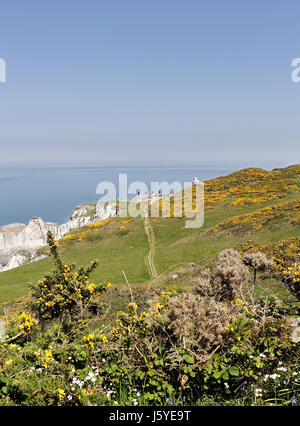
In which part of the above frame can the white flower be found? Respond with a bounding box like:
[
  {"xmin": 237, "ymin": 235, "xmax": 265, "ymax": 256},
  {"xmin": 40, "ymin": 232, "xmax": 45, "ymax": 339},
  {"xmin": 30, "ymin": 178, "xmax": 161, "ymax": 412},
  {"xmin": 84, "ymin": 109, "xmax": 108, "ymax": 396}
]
[
  {"xmin": 269, "ymin": 373, "xmax": 280, "ymax": 380},
  {"xmin": 277, "ymin": 367, "xmax": 287, "ymax": 372},
  {"xmin": 67, "ymin": 395, "xmax": 73, "ymax": 401},
  {"xmin": 259, "ymin": 353, "xmax": 266, "ymax": 358},
  {"xmin": 254, "ymin": 388, "xmax": 263, "ymax": 397},
  {"xmin": 73, "ymin": 379, "xmax": 84, "ymax": 388},
  {"xmin": 85, "ymin": 371, "xmax": 97, "ymax": 382}
]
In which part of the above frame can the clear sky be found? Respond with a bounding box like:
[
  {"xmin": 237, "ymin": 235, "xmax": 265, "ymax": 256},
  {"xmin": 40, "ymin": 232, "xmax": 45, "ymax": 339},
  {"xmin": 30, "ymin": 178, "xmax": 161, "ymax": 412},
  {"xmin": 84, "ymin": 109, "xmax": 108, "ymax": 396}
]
[{"xmin": 0, "ymin": 0, "xmax": 299, "ymax": 169}]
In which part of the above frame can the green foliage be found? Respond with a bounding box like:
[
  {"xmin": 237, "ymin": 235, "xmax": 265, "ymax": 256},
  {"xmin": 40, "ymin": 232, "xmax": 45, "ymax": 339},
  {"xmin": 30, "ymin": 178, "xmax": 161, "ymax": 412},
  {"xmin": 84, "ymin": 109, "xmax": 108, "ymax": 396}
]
[
  {"xmin": 0, "ymin": 234, "xmax": 299, "ymax": 406},
  {"xmin": 30, "ymin": 232, "xmax": 108, "ymax": 329}
]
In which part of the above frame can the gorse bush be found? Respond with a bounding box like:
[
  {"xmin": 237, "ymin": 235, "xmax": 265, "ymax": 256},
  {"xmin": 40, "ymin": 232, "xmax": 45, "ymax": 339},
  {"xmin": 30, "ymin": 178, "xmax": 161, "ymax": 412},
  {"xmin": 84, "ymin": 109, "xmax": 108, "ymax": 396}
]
[
  {"xmin": 30, "ymin": 232, "xmax": 110, "ymax": 330},
  {"xmin": 148, "ymin": 166, "xmax": 300, "ymax": 217},
  {"xmin": 165, "ymin": 293, "xmax": 236, "ymax": 362},
  {"xmin": 196, "ymin": 249, "xmax": 249, "ymax": 301},
  {"xmin": 238, "ymin": 238, "xmax": 300, "ymax": 301},
  {"xmin": 242, "ymin": 252, "xmax": 274, "ymax": 285},
  {"xmin": 0, "ymin": 234, "xmax": 299, "ymax": 406},
  {"xmin": 281, "ymin": 264, "xmax": 300, "ymax": 301},
  {"xmin": 212, "ymin": 199, "xmax": 300, "ymax": 235},
  {"xmin": 214, "ymin": 249, "xmax": 249, "ymax": 301}
]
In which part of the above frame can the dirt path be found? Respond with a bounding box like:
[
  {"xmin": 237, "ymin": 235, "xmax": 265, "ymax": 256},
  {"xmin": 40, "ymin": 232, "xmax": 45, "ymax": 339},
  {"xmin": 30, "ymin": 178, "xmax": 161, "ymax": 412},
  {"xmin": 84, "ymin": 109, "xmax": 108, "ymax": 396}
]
[{"xmin": 143, "ymin": 207, "xmax": 158, "ymax": 279}]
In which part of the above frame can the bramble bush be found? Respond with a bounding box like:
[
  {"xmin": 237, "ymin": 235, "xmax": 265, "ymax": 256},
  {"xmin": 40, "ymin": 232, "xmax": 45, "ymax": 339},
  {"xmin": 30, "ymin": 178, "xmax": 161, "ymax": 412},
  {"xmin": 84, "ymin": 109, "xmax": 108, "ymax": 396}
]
[{"xmin": 0, "ymin": 237, "xmax": 299, "ymax": 406}]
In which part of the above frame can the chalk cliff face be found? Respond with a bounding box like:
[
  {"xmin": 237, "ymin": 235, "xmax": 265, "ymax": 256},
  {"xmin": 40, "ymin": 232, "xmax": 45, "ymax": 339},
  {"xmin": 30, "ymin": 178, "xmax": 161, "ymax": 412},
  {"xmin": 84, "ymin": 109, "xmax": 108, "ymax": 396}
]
[
  {"xmin": 0, "ymin": 203, "xmax": 116, "ymax": 272},
  {"xmin": 95, "ymin": 202, "xmax": 117, "ymax": 220}
]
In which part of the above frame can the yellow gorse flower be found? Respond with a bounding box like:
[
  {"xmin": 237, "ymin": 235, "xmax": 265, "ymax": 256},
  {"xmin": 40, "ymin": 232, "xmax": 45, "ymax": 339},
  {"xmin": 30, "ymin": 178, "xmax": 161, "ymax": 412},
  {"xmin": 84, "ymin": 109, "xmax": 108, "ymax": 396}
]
[
  {"xmin": 57, "ymin": 388, "xmax": 66, "ymax": 399},
  {"xmin": 18, "ymin": 312, "xmax": 36, "ymax": 334}
]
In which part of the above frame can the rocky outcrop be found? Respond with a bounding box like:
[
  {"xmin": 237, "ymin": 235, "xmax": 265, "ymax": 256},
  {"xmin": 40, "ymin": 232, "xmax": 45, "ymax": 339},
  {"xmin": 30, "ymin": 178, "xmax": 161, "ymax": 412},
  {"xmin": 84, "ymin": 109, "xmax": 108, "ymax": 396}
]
[
  {"xmin": 0, "ymin": 218, "xmax": 64, "ymax": 252},
  {"xmin": 1, "ymin": 250, "xmax": 47, "ymax": 272},
  {"xmin": 95, "ymin": 202, "xmax": 117, "ymax": 220},
  {"xmin": 0, "ymin": 202, "xmax": 117, "ymax": 272}
]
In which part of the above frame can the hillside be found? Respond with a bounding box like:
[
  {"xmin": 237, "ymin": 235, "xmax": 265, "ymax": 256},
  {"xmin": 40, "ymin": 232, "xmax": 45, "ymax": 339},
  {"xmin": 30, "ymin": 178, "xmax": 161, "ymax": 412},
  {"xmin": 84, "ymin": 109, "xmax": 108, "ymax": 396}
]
[
  {"xmin": 0, "ymin": 165, "xmax": 299, "ymax": 304},
  {"xmin": 0, "ymin": 165, "xmax": 300, "ymax": 407}
]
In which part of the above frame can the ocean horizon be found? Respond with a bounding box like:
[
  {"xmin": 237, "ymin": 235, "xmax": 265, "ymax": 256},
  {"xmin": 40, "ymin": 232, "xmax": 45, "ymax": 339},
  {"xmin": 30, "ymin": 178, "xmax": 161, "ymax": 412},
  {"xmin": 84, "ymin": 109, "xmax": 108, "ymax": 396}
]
[{"xmin": 0, "ymin": 165, "xmax": 236, "ymax": 227}]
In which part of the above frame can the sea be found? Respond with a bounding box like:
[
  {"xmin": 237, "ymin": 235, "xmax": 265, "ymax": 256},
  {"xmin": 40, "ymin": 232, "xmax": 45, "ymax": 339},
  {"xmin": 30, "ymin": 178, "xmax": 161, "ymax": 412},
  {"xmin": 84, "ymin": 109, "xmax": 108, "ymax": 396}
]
[{"xmin": 0, "ymin": 166, "xmax": 235, "ymax": 227}]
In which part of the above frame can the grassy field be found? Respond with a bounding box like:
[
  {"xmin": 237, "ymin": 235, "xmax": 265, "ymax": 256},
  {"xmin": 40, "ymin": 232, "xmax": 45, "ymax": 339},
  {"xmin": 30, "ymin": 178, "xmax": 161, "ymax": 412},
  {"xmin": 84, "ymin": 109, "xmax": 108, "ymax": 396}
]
[
  {"xmin": 0, "ymin": 165, "xmax": 299, "ymax": 304},
  {"xmin": 0, "ymin": 217, "xmax": 150, "ymax": 303}
]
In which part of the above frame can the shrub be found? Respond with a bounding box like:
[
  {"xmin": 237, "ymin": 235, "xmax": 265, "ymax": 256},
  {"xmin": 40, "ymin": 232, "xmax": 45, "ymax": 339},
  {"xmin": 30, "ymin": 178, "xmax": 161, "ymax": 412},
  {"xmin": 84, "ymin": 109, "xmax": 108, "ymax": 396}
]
[
  {"xmin": 196, "ymin": 249, "xmax": 249, "ymax": 301},
  {"xmin": 165, "ymin": 293, "xmax": 236, "ymax": 362},
  {"xmin": 242, "ymin": 252, "xmax": 274, "ymax": 284},
  {"xmin": 0, "ymin": 238, "xmax": 299, "ymax": 406},
  {"xmin": 281, "ymin": 263, "xmax": 300, "ymax": 301},
  {"xmin": 30, "ymin": 232, "xmax": 109, "ymax": 330}
]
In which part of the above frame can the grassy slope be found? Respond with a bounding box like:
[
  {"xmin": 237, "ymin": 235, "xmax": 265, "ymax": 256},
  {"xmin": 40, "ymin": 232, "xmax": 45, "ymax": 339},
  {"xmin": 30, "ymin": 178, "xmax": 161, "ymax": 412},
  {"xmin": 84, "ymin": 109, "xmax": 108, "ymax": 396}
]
[
  {"xmin": 152, "ymin": 192, "xmax": 300, "ymax": 272},
  {"xmin": 0, "ymin": 218, "xmax": 150, "ymax": 303},
  {"xmin": 0, "ymin": 166, "xmax": 299, "ymax": 304}
]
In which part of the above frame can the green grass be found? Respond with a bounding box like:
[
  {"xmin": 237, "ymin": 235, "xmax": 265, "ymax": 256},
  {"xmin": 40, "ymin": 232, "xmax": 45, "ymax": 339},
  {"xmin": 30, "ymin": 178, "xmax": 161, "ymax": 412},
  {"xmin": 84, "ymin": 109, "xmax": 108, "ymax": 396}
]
[
  {"xmin": 0, "ymin": 173, "xmax": 299, "ymax": 304},
  {"xmin": 151, "ymin": 192, "xmax": 300, "ymax": 274},
  {"xmin": 0, "ymin": 217, "xmax": 150, "ymax": 303}
]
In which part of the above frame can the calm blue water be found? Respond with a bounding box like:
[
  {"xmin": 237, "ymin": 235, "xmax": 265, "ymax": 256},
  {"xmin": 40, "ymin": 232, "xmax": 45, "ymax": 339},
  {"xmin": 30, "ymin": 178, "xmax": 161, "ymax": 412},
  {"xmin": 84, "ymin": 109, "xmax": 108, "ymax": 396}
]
[{"xmin": 0, "ymin": 166, "xmax": 234, "ymax": 226}]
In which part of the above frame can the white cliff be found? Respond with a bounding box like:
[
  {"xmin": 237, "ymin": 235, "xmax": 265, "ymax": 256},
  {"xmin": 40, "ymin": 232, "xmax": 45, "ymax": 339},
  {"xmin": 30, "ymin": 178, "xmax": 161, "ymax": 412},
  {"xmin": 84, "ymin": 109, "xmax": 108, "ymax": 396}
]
[
  {"xmin": 95, "ymin": 202, "xmax": 117, "ymax": 220},
  {"xmin": 0, "ymin": 202, "xmax": 117, "ymax": 272}
]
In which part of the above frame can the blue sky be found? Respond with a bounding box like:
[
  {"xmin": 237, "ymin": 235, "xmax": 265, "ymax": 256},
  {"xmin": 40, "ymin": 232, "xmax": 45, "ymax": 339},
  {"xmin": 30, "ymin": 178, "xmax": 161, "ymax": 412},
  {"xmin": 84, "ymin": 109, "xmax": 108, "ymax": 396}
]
[{"xmin": 0, "ymin": 0, "xmax": 299, "ymax": 168}]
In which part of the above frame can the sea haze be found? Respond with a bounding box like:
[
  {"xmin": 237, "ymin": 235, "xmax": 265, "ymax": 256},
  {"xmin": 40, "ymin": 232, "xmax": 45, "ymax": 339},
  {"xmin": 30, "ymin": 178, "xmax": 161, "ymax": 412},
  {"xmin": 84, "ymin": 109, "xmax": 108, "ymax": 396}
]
[{"xmin": 0, "ymin": 166, "xmax": 234, "ymax": 227}]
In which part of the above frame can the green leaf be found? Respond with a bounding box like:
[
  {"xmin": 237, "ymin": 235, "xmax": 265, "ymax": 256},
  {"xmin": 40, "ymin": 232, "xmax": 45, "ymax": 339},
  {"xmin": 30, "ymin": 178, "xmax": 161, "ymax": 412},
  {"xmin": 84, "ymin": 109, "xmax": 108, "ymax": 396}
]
[
  {"xmin": 221, "ymin": 370, "xmax": 229, "ymax": 380},
  {"xmin": 228, "ymin": 366, "xmax": 239, "ymax": 377},
  {"xmin": 183, "ymin": 355, "xmax": 194, "ymax": 364}
]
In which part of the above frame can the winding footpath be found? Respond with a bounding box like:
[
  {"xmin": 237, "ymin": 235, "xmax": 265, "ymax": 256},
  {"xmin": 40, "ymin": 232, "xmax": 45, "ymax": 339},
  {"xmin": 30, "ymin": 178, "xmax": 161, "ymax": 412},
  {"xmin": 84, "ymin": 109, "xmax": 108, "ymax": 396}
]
[{"xmin": 143, "ymin": 203, "xmax": 158, "ymax": 279}]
